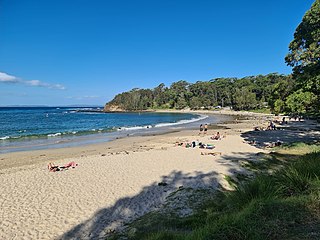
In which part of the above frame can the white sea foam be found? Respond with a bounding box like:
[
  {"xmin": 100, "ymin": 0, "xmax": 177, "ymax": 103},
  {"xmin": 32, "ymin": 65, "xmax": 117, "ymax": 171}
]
[
  {"xmin": 154, "ymin": 115, "xmax": 208, "ymax": 128},
  {"xmin": 0, "ymin": 136, "xmax": 10, "ymax": 140},
  {"xmin": 117, "ymin": 115, "xmax": 208, "ymax": 131},
  {"xmin": 117, "ymin": 125, "xmax": 152, "ymax": 131},
  {"xmin": 47, "ymin": 133, "xmax": 62, "ymax": 137}
]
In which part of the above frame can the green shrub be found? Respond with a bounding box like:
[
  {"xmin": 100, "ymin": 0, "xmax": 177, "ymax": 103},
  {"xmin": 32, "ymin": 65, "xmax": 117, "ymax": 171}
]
[
  {"xmin": 226, "ymin": 175, "xmax": 279, "ymax": 209},
  {"xmin": 276, "ymin": 152, "xmax": 320, "ymax": 196}
]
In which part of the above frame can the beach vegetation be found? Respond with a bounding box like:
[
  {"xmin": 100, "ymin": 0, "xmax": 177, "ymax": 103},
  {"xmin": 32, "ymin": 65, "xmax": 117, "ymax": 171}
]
[
  {"xmin": 105, "ymin": 2, "xmax": 320, "ymax": 239},
  {"xmin": 105, "ymin": 73, "xmax": 292, "ymax": 113},
  {"xmin": 111, "ymin": 143, "xmax": 320, "ymax": 240},
  {"xmin": 285, "ymin": 0, "xmax": 320, "ymax": 117},
  {"xmin": 105, "ymin": 1, "xmax": 319, "ymax": 119}
]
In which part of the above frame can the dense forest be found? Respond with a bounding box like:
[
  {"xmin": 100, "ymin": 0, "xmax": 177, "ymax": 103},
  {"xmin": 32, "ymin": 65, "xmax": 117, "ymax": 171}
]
[{"xmin": 105, "ymin": 0, "xmax": 319, "ymax": 117}]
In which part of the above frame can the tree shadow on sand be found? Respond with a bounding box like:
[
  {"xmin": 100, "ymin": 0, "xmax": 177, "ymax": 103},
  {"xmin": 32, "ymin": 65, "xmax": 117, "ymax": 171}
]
[
  {"xmin": 241, "ymin": 121, "xmax": 320, "ymax": 149},
  {"xmin": 59, "ymin": 170, "xmax": 223, "ymax": 240}
]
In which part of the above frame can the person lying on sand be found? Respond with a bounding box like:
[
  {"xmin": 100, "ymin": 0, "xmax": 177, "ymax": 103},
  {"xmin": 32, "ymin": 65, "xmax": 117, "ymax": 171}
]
[
  {"xmin": 201, "ymin": 152, "xmax": 222, "ymax": 156},
  {"xmin": 63, "ymin": 161, "xmax": 78, "ymax": 168},
  {"xmin": 48, "ymin": 161, "xmax": 78, "ymax": 172},
  {"xmin": 48, "ymin": 162, "xmax": 60, "ymax": 172},
  {"xmin": 244, "ymin": 140, "xmax": 258, "ymax": 145},
  {"xmin": 176, "ymin": 141, "xmax": 214, "ymax": 149},
  {"xmin": 199, "ymin": 143, "xmax": 215, "ymax": 149},
  {"xmin": 266, "ymin": 140, "xmax": 283, "ymax": 148},
  {"xmin": 175, "ymin": 142, "xmax": 191, "ymax": 148}
]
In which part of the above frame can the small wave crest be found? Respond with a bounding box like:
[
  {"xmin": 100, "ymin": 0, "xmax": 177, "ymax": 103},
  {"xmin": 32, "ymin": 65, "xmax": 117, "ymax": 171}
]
[
  {"xmin": 0, "ymin": 136, "xmax": 10, "ymax": 140},
  {"xmin": 117, "ymin": 114, "xmax": 208, "ymax": 131},
  {"xmin": 47, "ymin": 133, "xmax": 62, "ymax": 137},
  {"xmin": 154, "ymin": 114, "xmax": 208, "ymax": 128},
  {"xmin": 117, "ymin": 125, "xmax": 152, "ymax": 131}
]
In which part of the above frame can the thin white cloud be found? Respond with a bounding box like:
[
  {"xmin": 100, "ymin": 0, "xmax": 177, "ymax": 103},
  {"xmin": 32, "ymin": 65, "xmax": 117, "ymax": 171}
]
[
  {"xmin": 25, "ymin": 80, "xmax": 66, "ymax": 90},
  {"xmin": 66, "ymin": 95, "xmax": 100, "ymax": 100},
  {"xmin": 0, "ymin": 71, "xmax": 65, "ymax": 90},
  {"xmin": 0, "ymin": 72, "xmax": 19, "ymax": 83}
]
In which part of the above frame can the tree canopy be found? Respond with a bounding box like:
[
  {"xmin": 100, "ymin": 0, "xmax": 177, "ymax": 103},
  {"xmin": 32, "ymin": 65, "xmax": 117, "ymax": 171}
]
[
  {"xmin": 105, "ymin": 1, "xmax": 319, "ymax": 118},
  {"xmin": 105, "ymin": 74, "xmax": 291, "ymax": 112},
  {"xmin": 285, "ymin": 0, "xmax": 320, "ymax": 114}
]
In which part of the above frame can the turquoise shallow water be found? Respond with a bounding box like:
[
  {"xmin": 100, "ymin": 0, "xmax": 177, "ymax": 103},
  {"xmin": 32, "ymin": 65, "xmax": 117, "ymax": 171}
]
[{"xmin": 0, "ymin": 107, "xmax": 208, "ymax": 153}]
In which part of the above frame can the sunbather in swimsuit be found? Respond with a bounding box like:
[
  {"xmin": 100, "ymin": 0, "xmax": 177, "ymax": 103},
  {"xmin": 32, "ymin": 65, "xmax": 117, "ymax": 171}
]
[{"xmin": 48, "ymin": 162, "xmax": 60, "ymax": 172}]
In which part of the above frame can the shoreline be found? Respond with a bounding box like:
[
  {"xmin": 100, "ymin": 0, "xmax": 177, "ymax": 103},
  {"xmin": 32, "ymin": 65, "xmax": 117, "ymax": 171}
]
[
  {"xmin": 0, "ymin": 111, "xmax": 236, "ymax": 170},
  {"xmin": 0, "ymin": 110, "xmax": 209, "ymax": 154},
  {"xmin": 0, "ymin": 110, "xmax": 279, "ymax": 239}
]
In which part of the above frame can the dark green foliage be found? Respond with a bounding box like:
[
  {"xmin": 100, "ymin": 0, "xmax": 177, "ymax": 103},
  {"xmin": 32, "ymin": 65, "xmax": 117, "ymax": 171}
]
[
  {"xmin": 105, "ymin": 74, "xmax": 295, "ymax": 112},
  {"xmin": 226, "ymin": 175, "xmax": 279, "ymax": 209},
  {"xmin": 105, "ymin": 1, "xmax": 319, "ymax": 117},
  {"xmin": 277, "ymin": 152, "xmax": 320, "ymax": 196},
  {"xmin": 285, "ymin": 0, "xmax": 320, "ymax": 115}
]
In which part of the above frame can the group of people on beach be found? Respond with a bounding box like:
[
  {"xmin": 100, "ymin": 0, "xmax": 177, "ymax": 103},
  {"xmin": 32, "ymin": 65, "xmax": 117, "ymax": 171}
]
[
  {"xmin": 199, "ymin": 124, "xmax": 226, "ymax": 140},
  {"xmin": 199, "ymin": 124, "xmax": 208, "ymax": 135},
  {"xmin": 175, "ymin": 139, "xmax": 222, "ymax": 156},
  {"xmin": 254, "ymin": 119, "xmax": 281, "ymax": 131},
  {"xmin": 176, "ymin": 140, "xmax": 215, "ymax": 149},
  {"xmin": 48, "ymin": 161, "xmax": 78, "ymax": 172},
  {"xmin": 174, "ymin": 123, "xmax": 226, "ymax": 156},
  {"xmin": 254, "ymin": 116, "xmax": 292, "ymax": 132}
]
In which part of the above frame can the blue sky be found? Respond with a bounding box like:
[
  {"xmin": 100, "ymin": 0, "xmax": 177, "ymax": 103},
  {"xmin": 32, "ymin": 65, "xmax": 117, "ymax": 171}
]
[{"xmin": 0, "ymin": 0, "xmax": 314, "ymax": 106}]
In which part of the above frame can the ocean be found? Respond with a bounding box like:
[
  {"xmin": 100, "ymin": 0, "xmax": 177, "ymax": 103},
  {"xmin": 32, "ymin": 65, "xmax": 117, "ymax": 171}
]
[{"xmin": 0, "ymin": 107, "xmax": 212, "ymax": 153}]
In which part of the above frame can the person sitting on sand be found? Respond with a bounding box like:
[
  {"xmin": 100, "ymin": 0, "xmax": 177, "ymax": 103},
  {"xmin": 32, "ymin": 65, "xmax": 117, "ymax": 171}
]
[
  {"xmin": 267, "ymin": 120, "xmax": 276, "ymax": 130},
  {"xmin": 210, "ymin": 132, "xmax": 221, "ymax": 140},
  {"xmin": 254, "ymin": 126, "xmax": 262, "ymax": 131}
]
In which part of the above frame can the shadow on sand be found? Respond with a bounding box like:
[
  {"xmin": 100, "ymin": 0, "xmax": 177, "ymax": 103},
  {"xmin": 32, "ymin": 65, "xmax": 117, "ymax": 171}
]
[
  {"xmin": 59, "ymin": 121, "xmax": 320, "ymax": 239},
  {"xmin": 241, "ymin": 120, "xmax": 320, "ymax": 149},
  {"xmin": 59, "ymin": 169, "xmax": 231, "ymax": 239}
]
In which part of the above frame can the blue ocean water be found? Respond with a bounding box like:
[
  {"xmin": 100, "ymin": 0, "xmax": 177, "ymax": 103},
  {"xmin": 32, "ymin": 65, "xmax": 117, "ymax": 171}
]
[{"xmin": 0, "ymin": 107, "xmax": 207, "ymax": 153}]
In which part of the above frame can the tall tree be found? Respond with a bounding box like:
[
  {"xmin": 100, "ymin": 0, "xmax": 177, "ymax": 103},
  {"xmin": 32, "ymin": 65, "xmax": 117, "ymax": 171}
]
[{"xmin": 285, "ymin": 0, "xmax": 320, "ymax": 113}]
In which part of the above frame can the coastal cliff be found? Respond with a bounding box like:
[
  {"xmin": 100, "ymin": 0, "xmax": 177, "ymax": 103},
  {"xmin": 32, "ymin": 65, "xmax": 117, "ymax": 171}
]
[{"xmin": 103, "ymin": 104, "xmax": 126, "ymax": 112}]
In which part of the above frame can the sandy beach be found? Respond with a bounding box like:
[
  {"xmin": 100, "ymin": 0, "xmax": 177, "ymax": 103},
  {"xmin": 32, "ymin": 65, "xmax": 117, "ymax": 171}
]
[{"xmin": 0, "ymin": 111, "xmax": 319, "ymax": 240}]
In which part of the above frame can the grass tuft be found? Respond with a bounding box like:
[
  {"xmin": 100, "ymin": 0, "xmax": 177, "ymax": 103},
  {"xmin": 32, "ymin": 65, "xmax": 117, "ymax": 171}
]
[{"xmin": 111, "ymin": 144, "xmax": 320, "ymax": 240}]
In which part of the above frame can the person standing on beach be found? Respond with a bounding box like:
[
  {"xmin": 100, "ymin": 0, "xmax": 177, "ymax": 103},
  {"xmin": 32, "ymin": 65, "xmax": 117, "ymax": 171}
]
[
  {"xmin": 204, "ymin": 124, "xmax": 208, "ymax": 134},
  {"xmin": 199, "ymin": 124, "xmax": 203, "ymax": 135}
]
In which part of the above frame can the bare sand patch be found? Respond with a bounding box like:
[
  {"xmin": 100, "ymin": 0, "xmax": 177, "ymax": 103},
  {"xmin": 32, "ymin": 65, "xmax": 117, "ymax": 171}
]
[{"xmin": 0, "ymin": 111, "xmax": 318, "ymax": 239}]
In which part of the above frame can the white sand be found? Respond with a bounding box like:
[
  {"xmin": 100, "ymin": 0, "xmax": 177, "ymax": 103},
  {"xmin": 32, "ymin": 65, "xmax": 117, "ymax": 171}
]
[
  {"xmin": 0, "ymin": 132, "xmax": 263, "ymax": 240},
  {"xmin": 4, "ymin": 111, "xmax": 317, "ymax": 240}
]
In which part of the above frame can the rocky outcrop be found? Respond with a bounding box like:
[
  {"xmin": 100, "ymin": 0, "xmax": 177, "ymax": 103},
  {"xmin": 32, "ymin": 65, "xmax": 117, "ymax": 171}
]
[{"xmin": 103, "ymin": 104, "xmax": 126, "ymax": 112}]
